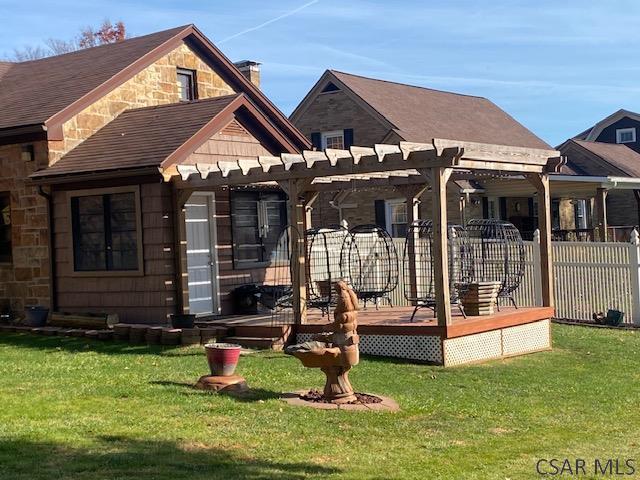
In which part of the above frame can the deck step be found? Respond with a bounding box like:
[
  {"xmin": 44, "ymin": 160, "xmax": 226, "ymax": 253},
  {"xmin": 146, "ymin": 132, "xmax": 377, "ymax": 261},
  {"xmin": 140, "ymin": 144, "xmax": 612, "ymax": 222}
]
[
  {"xmin": 232, "ymin": 325, "xmax": 291, "ymax": 339},
  {"xmin": 224, "ymin": 336, "xmax": 285, "ymax": 351}
]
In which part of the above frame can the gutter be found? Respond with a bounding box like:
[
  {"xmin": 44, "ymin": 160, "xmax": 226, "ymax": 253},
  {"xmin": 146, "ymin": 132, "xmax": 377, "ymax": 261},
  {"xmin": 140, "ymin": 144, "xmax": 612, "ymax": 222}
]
[
  {"xmin": 36, "ymin": 186, "xmax": 57, "ymax": 312},
  {"xmin": 550, "ymin": 174, "xmax": 640, "ymax": 190}
]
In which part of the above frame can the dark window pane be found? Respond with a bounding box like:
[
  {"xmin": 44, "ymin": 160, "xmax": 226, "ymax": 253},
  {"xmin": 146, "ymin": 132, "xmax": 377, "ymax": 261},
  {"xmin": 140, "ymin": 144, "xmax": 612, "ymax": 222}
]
[
  {"xmin": 177, "ymin": 68, "xmax": 196, "ymax": 101},
  {"xmin": 73, "ymin": 195, "xmax": 106, "ymax": 271},
  {"xmin": 0, "ymin": 193, "xmax": 12, "ymax": 263},
  {"xmin": 72, "ymin": 192, "xmax": 139, "ymax": 272},
  {"xmin": 230, "ymin": 190, "xmax": 287, "ymax": 267}
]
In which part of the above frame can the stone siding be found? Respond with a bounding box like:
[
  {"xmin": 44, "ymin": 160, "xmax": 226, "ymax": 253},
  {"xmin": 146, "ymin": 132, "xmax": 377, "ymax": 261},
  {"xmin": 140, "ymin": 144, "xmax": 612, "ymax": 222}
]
[
  {"xmin": 0, "ymin": 141, "xmax": 51, "ymax": 312},
  {"xmin": 49, "ymin": 43, "xmax": 235, "ymax": 162},
  {"xmin": 311, "ymin": 186, "xmax": 465, "ymax": 231},
  {"xmin": 293, "ymin": 90, "xmax": 389, "ymax": 146}
]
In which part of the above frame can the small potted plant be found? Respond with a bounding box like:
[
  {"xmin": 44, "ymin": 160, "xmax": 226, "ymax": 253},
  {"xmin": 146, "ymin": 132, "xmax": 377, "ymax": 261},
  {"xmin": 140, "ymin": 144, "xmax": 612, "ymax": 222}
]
[
  {"xmin": 170, "ymin": 313, "xmax": 196, "ymax": 329},
  {"xmin": 204, "ymin": 343, "xmax": 242, "ymax": 376},
  {"xmin": 24, "ymin": 305, "xmax": 49, "ymax": 327}
]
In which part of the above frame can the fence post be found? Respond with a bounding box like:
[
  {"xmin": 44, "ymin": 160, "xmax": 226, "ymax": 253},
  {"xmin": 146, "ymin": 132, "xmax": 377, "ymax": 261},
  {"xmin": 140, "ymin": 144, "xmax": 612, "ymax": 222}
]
[
  {"xmin": 532, "ymin": 229, "xmax": 543, "ymax": 306},
  {"xmin": 629, "ymin": 229, "xmax": 640, "ymax": 324}
]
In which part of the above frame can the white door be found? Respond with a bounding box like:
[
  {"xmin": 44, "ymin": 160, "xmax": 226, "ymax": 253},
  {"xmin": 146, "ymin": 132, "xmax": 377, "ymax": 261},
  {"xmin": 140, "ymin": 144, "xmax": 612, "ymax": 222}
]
[{"xmin": 185, "ymin": 194, "xmax": 219, "ymax": 315}]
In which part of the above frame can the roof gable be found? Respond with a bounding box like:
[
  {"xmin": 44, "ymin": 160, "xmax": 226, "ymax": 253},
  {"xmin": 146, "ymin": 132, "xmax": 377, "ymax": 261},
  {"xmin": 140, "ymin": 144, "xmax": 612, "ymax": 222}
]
[
  {"xmin": 559, "ymin": 139, "xmax": 640, "ymax": 178},
  {"xmin": 0, "ymin": 25, "xmax": 309, "ymax": 150},
  {"xmin": 292, "ymin": 70, "xmax": 550, "ymax": 149},
  {"xmin": 578, "ymin": 109, "xmax": 640, "ymax": 141},
  {"xmin": 0, "ymin": 26, "xmax": 188, "ymax": 131},
  {"xmin": 31, "ymin": 93, "xmax": 298, "ymax": 180}
]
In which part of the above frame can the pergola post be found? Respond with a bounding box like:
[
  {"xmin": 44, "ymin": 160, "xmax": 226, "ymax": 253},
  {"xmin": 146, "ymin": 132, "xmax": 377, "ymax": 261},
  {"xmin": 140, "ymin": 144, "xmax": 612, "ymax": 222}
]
[
  {"xmin": 430, "ymin": 167, "xmax": 453, "ymax": 326},
  {"xmin": 527, "ymin": 173, "xmax": 554, "ymax": 308},
  {"xmin": 397, "ymin": 185, "xmax": 427, "ymax": 303},
  {"xmin": 280, "ymin": 179, "xmax": 312, "ymax": 324},
  {"xmin": 303, "ymin": 191, "xmax": 319, "ymax": 229},
  {"xmin": 595, "ymin": 187, "xmax": 608, "ymax": 242}
]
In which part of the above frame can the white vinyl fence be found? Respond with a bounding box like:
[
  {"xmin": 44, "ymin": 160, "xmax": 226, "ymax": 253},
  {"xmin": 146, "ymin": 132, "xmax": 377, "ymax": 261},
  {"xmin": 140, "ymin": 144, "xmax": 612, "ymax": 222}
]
[{"xmin": 386, "ymin": 231, "xmax": 640, "ymax": 324}]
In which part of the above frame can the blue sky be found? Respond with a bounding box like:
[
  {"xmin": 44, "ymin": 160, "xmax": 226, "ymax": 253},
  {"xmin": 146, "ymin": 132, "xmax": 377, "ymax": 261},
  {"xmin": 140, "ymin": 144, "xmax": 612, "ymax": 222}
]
[{"xmin": 1, "ymin": 0, "xmax": 640, "ymax": 146}]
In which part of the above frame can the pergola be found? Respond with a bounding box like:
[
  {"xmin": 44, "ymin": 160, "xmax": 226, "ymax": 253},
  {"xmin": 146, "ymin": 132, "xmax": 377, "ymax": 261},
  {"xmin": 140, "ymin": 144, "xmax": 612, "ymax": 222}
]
[{"xmin": 161, "ymin": 138, "xmax": 563, "ymax": 331}]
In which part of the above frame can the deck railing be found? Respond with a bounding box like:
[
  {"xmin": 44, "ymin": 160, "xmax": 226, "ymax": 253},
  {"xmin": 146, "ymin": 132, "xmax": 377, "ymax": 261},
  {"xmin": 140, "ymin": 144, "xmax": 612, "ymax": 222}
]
[{"xmin": 385, "ymin": 231, "xmax": 640, "ymax": 324}]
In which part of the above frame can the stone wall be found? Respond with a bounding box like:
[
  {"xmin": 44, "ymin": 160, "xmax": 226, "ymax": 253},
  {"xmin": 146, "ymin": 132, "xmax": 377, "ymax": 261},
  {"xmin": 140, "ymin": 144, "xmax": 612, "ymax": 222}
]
[
  {"xmin": 292, "ymin": 90, "xmax": 390, "ymax": 146},
  {"xmin": 0, "ymin": 141, "xmax": 51, "ymax": 312},
  {"xmin": 311, "ymin": 185, "xmax": 465, "ymax": 231},
  {"xmin": 49, "ymin": 43, "xmax": 235, "ymax": 162}
]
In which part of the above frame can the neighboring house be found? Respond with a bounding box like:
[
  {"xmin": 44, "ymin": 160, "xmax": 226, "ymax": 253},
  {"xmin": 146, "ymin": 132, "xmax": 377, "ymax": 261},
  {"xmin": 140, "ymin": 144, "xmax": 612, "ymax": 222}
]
[
  {"xmin": 289, "ymin": 70, "xmax": 555, "ymax": 237},
  {"xmin": 556, "ymin": 109, "xmax": 640, "ymax": 231},
  {"xmin": 290, "ymin": 71, "xmax": 640, "ymax": 240},
  {"xmin": 0, "ymin": 25, "xmax": 309, "ymax": 320}
]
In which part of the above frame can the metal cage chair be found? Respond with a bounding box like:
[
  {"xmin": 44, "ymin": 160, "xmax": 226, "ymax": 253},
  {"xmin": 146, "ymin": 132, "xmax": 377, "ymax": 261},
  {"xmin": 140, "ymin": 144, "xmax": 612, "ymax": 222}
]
[
  {"xmin": 257, "ymin": 225, "xmax": 300, "ymax": 325},
  {"xmin": 305, "ymin": 226, "xmax": 349, "ymax": 315},
  {"xmin": 464, "ymin": 219, "xmax": 525, "ymax": 308},
  {"xmin": 340, "ymin": 224, "xmax": 399, "ymax": 308},
  {"xmin": 402, "ymin": 220, "xmax": 473, "ymax": 321}
]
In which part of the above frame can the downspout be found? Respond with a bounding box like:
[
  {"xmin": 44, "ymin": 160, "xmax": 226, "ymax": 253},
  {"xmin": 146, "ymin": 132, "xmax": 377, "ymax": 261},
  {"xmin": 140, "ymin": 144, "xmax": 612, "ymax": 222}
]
[{"xmin": 37, "ymin": 186, "xmax": 57, "ymax": 311}]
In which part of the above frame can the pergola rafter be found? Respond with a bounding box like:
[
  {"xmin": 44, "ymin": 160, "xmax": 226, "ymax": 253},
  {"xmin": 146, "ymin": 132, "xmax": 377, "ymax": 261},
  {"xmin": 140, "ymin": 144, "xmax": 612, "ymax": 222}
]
[{"xmin": 162, "ymin": 138, "xmax": 562, "ymax": 328}]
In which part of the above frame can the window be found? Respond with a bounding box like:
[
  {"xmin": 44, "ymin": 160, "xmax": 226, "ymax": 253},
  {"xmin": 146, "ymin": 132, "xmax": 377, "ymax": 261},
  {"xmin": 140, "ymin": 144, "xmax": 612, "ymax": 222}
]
[
  {"xmin": 21, "ymin": 144, "xmax": 34, "ymax": 162},
  {"xmin": 177, "ymin": 68, "xmax": 197, "ymax": 101},
  {"xmin": 573, "ymin": 199, "xmax": 589, "ymax": 230},
  {"xmin": 616, "ymin": 127, "xmax": 636, "ymax": 144},
  {"xmin": 0, "ymin": 193, "xmax": 11, "ymax": 263},
  {"xmin": 321, "ymin": 130, "xmax": 344, "ymax": 150},
  {"xmin": 485, "ymin": 197, "xmax": 499, "ymax": 219},
  {"xmin": 70, "ymin": 188, "xmax": 141, "ymax": 272},
  {"xmin": 551, "ymin": 199, "xmax": 561, "ymax": 230},
  {"xmin": 385, "ymin": 199, "xmax": 408, "ymax": 238},
  {"xmin": 231, "ymin": 190, "xmax": 287, "ymax": 267}
]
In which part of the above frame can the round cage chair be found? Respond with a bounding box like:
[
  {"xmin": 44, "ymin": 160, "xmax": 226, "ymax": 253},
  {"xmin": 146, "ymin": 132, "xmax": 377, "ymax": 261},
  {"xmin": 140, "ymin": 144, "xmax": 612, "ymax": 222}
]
[
  {"xmin": 256, "ymin": 225, "xmax": 300, "ymax": 326},
  {"xmin": 305, "ymin": 226, "xmax": 349, "ymax": 316},
  {"xmin": 464, "ymin": 219, "xmax": 525, "ymax": 308},
  {"xmin": 402, "ymin": 220, "xmax": 473, "ymax": 321},
  {"xmin": 340, "ymin": 224, "xmax": 399, "ymax": 308}
]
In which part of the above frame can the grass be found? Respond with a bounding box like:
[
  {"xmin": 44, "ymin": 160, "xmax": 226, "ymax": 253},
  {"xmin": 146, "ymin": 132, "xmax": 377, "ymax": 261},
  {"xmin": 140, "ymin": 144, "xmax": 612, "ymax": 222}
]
[{"xmin": 0, "ymin": 324, "xmax": 638, "ymax": 479}]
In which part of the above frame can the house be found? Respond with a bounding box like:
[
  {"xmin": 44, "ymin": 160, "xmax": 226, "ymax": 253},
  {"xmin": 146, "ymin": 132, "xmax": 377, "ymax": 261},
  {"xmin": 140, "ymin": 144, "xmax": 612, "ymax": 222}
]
[
  {"xmin": 290, "ymin": 71, "xmax": 640, "ymax": 240},
  {"xmin": 0, "ymin": 25, "xmax": 309, "ymax": 320},
  {"xmin": 555, "ymin": 109, "xmax": 640, "ymax": 236},
  {"xmin": 290, "ymin": 70, "xmax": 554, "ymax": 237}
]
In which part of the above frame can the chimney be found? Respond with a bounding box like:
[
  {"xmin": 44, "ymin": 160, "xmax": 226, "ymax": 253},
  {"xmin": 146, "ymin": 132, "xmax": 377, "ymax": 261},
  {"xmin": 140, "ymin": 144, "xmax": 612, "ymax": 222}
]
[{"xmin": 234, "ymin": 60, "xmax": 261, "ymax": 88}]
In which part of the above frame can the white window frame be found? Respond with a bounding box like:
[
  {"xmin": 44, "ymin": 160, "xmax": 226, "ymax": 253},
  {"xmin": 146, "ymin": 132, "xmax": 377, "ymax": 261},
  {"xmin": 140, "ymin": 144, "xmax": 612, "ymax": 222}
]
[
  {"xmin": 616, "ymin": 127, "xmax": 636, "ymax": 144},
  {"xmin": 384, "ymin": 198, "xmax": 408, "ymax": 237},
  {"xmin": 321, "ymin": 130, "xmax": 344, "ymax": 150}
]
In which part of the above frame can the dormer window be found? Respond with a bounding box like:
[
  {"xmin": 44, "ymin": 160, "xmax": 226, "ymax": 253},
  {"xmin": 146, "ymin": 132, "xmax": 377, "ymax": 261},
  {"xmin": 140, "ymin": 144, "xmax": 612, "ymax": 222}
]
[
  {"xmin": 616, "ymin": 127, "xmax": 636, "ymax": 144},
  {"xmin": 321, "ymin": 130, "xmax": 344, "ymax": 150},
  {"xmin": 177, "ymin": 68, "xmax": 197, "ymax": 101}
]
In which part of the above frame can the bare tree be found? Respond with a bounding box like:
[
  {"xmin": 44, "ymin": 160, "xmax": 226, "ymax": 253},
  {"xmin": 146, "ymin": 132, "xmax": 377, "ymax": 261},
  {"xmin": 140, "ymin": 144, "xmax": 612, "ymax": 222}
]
[
  {"xmin": 12, "ymin": 45, "xmax": 48, "ymax": 61},
  {"xmin": 10, "ymin": 20, "xmax": 126, "ymax": 61}
]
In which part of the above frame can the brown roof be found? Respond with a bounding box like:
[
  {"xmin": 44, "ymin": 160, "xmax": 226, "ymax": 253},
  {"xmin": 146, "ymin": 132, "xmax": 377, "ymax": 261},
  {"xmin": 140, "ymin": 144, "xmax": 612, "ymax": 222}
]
[
  {"xmin": 0, "ymin": 26, "xmax": 189, "ymax": 130},
  {"xmin": 328, "ymin": 70, "xmax": 551, "ymax": 149},
  {"xmin": 567, "ymin": 139, "xmax": 640, "ymax": 178},
  {"xmin": 31, "ymin": 94, "xmax": 241, "ymax": 177}
]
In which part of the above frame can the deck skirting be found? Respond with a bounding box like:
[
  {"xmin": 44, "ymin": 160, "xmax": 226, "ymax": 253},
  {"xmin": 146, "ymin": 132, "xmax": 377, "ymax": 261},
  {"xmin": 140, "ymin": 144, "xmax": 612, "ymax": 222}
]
[{"xmin": 295, "ymin": 318, "xmax": 551, "ymax": 366}]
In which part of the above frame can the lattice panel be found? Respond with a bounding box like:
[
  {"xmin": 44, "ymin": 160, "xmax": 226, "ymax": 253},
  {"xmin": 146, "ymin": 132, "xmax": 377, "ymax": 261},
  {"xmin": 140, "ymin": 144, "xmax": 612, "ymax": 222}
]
[
  {"xmin": 442, "ymin": 330, "xmax": 502, "ymax": 367},
  {"xmin": 502, "ymin": 319, "xmax": 550, "ymax": 356},
  {"xmin": 295, "ymin": 333, "xmax": 442, "ymax": 363}
]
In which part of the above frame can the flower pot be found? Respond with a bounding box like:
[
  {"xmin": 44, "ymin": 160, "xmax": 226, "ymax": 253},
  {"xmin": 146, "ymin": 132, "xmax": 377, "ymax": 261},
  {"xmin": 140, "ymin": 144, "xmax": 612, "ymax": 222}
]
[
  {"xmin": 170, "ymin": 313, "xmax": 196, "ymax": 329},
  {"xmin": 24, "ymin": 306, "xmax": 49, "ymax": 327},
  {"xmin": 205, "ymin": 343, "xmax": 242, "ymax": 376}
]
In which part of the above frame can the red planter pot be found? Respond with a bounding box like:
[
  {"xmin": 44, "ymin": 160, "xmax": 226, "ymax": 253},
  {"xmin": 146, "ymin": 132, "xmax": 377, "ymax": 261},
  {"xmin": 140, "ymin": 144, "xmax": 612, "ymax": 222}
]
[{"xmin": 205, "ymin": 343, "xmax": 242, "ymax": 376}]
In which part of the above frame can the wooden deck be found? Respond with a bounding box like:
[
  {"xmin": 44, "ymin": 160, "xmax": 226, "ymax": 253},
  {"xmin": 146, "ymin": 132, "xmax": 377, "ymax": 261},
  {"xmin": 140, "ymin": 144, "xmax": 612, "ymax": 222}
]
[{"xmin": 204, "ymin": 305, "xmax": 554, "ymax": 339}]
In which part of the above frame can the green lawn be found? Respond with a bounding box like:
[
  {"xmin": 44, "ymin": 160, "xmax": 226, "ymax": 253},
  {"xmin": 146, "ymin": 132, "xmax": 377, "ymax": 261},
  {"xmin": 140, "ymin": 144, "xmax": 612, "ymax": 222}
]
[{"xmin": 0, "ymin": 325, "xmax": 638, "ymax": 480}]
